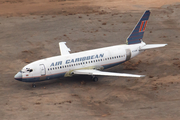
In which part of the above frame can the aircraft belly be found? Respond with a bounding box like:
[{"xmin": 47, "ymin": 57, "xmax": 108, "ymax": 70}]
[{"xmin": 103, "ymin": 61, "xmax": 125, "ymax": 69}]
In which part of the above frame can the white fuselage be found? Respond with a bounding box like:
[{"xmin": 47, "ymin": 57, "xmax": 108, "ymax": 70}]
[{"xmin": 15, "ymin": 42, "xmax": 145, "ymax": 82}]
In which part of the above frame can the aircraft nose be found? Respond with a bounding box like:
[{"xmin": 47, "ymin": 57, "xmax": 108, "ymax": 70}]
[{"xmin": 14, "ymin": 72, "xmax": 22, "ymax": 81}]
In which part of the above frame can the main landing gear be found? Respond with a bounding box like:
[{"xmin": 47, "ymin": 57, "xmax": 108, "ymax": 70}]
[
  {"xmin": 91, "ymin": 76, "xmax": 98, "ymax": 82},
  {"xmin": 32, "ymin": 83, "xmax": 36, "ymax": 88}
]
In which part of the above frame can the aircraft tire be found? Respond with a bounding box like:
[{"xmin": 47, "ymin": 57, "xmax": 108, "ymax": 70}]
[
  {"xmin": 93, "ymin": 77, "xmax": 98, "ymax": 82},
  {"xmin": 32, "ymin": 84, "xmax": 36, "ymax": 88}
]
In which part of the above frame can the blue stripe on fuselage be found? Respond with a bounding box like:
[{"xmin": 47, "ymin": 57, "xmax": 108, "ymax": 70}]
[
  {"xmin": 20, "ymin": 72, "xmax": 66, "ymax": 82},
  {"xmin": 103, "ymin": 61, "xmax": 125, "ymax": 69}
]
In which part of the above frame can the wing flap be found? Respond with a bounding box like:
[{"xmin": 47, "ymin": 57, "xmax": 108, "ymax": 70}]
[{"xmin": 72, "ymin": 70, "xmax": 145, "ymax": 78}]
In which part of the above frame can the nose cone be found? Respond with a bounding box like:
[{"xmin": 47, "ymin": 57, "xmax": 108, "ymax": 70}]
[{"xmin": 14, "ymin": 72, "xmax": 22, "ymax": 81}]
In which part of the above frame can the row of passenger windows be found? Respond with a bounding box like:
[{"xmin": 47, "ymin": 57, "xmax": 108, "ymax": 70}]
[{"xmin": 47, "ymin": 55, "xmax": 125, "ymax": 71}]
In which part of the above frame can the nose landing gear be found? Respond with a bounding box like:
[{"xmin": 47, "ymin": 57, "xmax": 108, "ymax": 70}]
[{"xmin": 32, "ymin": 83, "xmax": 36, "ymax": 88}]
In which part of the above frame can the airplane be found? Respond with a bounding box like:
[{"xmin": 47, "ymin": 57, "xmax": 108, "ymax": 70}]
[{"xmin": 14, "ymin": 10, "xmax": 167, "ymax": 88}]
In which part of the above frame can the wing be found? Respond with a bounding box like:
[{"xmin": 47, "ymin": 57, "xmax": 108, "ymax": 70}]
[
  {"xmin": 72, "ymin": 69, "xmax": 145, "ymax": 78},
  {"xmin": 59, "ymin": 42, "xmax": 71, "ymax": 55}
]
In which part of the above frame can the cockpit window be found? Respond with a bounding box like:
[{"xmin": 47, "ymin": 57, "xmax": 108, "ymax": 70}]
[
  {"xmin": 20, "ymin": 71, "xmax": 25, "ymax": 73},
  {"xmin": 26, "ymin": 68, "xmax": 33, "ymax": 72}
]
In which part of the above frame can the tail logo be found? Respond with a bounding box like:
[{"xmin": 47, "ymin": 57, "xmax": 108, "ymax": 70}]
[{"xmin": 139, "ymin": 20, "xmax": 148, "ymax": 32}]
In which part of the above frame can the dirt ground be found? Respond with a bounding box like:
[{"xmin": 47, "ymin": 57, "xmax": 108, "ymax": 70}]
[{"xmin": 1, "ymin": 0, "xmax": 180, "ymax": 120}]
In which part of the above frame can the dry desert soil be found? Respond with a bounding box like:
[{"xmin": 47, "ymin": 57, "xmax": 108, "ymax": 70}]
[{"xmin": 1, "ymin": 0, "xmax": 180, "ymax": 120}]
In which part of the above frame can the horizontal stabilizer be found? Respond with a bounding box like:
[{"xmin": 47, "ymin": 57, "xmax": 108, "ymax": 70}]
[
  {"xmin": 72, "ymin": 69, "xmax": 145, "ymax": 78},
  {"xmin": 140, "ymin": 44, "xmax": 167, "ymax": 50}
]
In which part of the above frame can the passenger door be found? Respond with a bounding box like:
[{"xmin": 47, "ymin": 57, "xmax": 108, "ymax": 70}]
[{"xmin": 40, "ymin": 64, "xmax": 46, "ymax": 76}]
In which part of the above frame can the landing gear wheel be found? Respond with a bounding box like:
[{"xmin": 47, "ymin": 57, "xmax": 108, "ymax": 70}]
[
  {"xmin": 32, "ymin": 84, "xmax": 36, "ymax": 88},
  {"xmin": 93, "ymin": 77, "xmax": 98, "ymax": 82}
]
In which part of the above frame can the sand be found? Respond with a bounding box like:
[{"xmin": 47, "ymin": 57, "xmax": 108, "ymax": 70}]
[{"xmin": 1, "ymin": 0, "xmax": 180, "ymax": 120}]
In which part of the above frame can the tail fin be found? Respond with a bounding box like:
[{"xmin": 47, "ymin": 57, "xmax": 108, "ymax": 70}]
[{"xmin": 126, "ymin": 10, "xmax": 150, "ymax": 45}]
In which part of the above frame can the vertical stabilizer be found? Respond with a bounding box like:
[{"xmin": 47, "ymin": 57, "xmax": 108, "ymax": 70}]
[{"xmin": 126, "ymin": 10, "xmax": 150, "ymax": 45}]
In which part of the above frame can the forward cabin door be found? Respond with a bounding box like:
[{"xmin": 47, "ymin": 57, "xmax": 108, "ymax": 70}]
[{"xmin": 40, "ymin": 64, "xmax": 46, "ymax": 76}]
